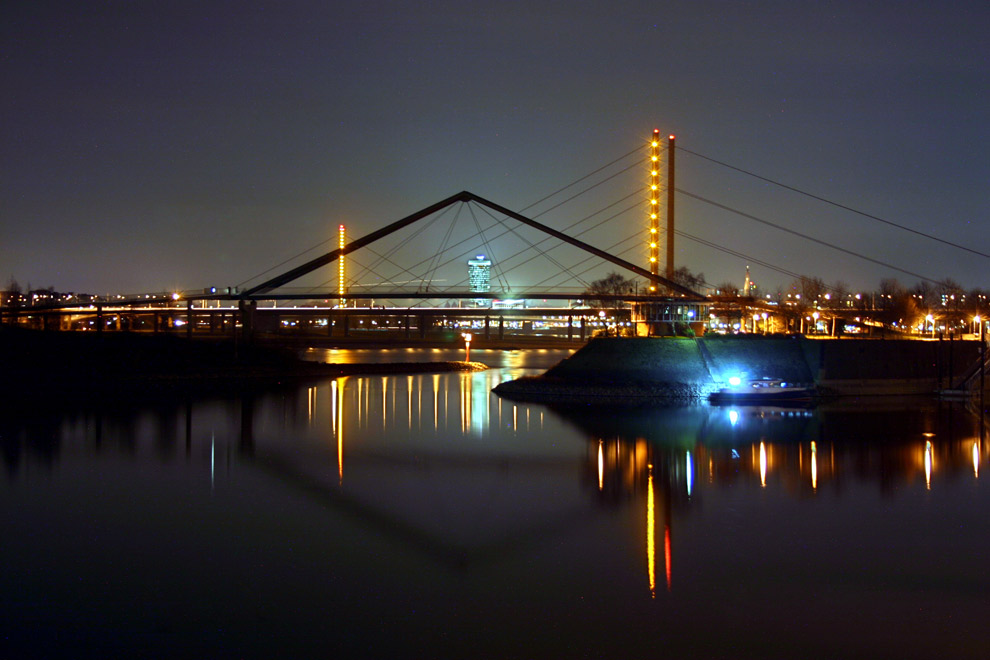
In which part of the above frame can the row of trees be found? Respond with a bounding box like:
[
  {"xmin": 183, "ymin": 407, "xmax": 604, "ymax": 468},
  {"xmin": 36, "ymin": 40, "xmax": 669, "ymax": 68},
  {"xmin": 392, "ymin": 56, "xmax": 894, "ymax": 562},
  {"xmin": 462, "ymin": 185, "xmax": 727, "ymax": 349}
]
[
  {"xmin": 585, "ymin": 269, "xmax": 988, "ymax": 332},
  {"xmin": 584, "ymin": 266, "xmax": 707, "ymax": 305}
]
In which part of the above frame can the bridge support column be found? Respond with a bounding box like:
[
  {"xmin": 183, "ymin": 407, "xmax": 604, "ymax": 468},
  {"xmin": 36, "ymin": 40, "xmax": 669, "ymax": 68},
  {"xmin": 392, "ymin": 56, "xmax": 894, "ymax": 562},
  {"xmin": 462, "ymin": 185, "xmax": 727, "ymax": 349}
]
[
  {"xmin": 186, "ymin": 300, "xmax": 193, "ymax": 339},
  {"xmin": 343, "ymin": 315, "xmax": 350, "ymax": 337},
  {"xmin": 568, "ymin": 315, "xmax": 573, "ymax": 340},
  {"xmin": 498, "ymin": 316, "xmax": 504, "ymax": 340},
  {"xmin": 96, "ymin": 305, "xmax": 104, "ymax": 334},
  {"xmin": 404, "ymin": 315, "xmax": 411, "ymax": 339},
  {"xmin": 580, "ymin": 316, "xmax": 586, "ymax": 341},
  {"xmin": 485, "ymin": 315, "xmax": 490, "ymax": 340},
  {"xmin": 327, "ymin": 315, "xmax": 333, "ymax": 336},
  {"xmin": 239, "ymin": 300, "xmax": 256, "ymax": 345},
  {"xmin": 419, "ymin": 315, "xmax": 426, "ymax": 339}
]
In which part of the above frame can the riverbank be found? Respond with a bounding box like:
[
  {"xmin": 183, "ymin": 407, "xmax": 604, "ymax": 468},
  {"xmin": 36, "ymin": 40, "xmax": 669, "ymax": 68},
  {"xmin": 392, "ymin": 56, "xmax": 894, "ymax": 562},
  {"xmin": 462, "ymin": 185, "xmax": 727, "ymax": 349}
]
[
  {"xmin": 0, "ymin": 328, "xmax": 487, "ymax": 402},
  {"xmin": 494, "ymin": 335, "xmax": 986, "ymax": 403}
]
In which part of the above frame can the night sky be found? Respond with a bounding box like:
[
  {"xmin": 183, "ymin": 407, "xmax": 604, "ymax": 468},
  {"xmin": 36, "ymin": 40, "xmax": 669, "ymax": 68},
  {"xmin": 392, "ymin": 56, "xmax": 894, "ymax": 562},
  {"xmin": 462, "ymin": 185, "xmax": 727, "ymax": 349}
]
[{"xmin": 2, "ymin": 1, "xmax": 988, "ymax": 296}]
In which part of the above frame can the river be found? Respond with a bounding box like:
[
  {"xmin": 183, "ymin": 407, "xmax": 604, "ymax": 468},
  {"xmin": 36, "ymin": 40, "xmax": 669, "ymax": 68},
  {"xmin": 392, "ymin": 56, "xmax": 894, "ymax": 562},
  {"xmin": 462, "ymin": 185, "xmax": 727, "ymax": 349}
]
[{"xmin": 2, "ymin": 349, "xmax": 988, "ymax": 658}]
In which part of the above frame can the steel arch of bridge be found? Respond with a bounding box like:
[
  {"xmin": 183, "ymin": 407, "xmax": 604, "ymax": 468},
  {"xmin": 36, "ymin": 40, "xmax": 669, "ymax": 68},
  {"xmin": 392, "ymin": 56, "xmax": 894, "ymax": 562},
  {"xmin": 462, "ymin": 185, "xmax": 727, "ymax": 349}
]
[{"xmin": 241, "ymin": 190, "xmax": 705, "ymax": 301}]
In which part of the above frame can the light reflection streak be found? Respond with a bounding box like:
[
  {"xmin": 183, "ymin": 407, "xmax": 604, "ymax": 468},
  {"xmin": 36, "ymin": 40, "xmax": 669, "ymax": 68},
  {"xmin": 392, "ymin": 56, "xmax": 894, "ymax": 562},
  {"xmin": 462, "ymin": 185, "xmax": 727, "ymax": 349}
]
[
  {"xmin": 210, "ymin": 432, "xmax": 215, "ymax": 490},
  {"xmin": 811, "ymin": 441, "xmax": 817, "ymax": 490},
  {"xmin": 974, "ymin": 441, "xmax": 980, "ymax": 478},
  {"xmin": 686, "ymin": 451, "xmax": 693, "ymax": 497},
  {"xmin": 307, "ymin": 386, "xmax": 316, "ymax": 423},
  {"xmin": 432, "ymin": 374, "xmax": 440, "ymax": 429},
  {"xmin": 473, "ymin": 372, "xmax": 489, "ymax": 435},
  {"xmin": 925, "ymin": 440, "xmax": 932, "ymax": 489},
  {"xmin": 460, "ymin": 374, "xmax": 470, "ymax": 433},
  {"xmin": 664, "ymin": 524, "xmax": 671, "ymax": 592},
  {"xmin": 333, "ymin": 379, "xmax": 343, "ymax": 485},
  {"xmin": 357, "ymin": 379, "xmax": 364, "ymax": 428},
  {"xmin": 598, "ymin": 441, "xmax": 604, "ymax": 491},
  {"xmin": 407, "ymin": 376, "xmax": 413, "ymax": 428},
  {"xmin": 330, "ymin": 380, "xmax": 337, "ymax": 438},
  {"xmin": 647, "ymin": 465, "xmax": 655, "ymax": 598},
  {"xmin": 443, "ymin": 382, "xmax": 449, "ymax": 431},
  {"xmin": 760, "ymin": 442, "xmax": 767, "ymax": 487}
]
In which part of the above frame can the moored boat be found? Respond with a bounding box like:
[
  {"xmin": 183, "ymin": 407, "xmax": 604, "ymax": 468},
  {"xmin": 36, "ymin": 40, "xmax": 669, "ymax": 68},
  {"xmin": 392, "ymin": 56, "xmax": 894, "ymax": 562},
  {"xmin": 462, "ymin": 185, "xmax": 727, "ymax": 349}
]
[{"xmin": 709, "ymin": 378, "xmax": 814, "ymax": 405}]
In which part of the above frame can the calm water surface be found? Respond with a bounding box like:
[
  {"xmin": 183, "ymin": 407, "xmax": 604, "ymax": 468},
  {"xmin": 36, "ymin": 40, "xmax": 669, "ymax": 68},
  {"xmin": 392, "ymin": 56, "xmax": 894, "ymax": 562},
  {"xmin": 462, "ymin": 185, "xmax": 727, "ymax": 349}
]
[{"xmin": 2, "ymin": 349, "xmax": 989, "ymax": 658}]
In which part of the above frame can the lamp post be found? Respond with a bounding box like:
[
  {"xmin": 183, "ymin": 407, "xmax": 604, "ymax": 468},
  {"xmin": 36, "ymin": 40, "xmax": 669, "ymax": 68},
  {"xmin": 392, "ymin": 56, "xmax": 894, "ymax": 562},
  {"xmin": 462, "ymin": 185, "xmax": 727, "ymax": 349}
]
[
  {"xmin": 975, "ymin": 315, "xmax": 982, "ymax": 340},
  {"xmin": 461, "ymin": 332, "xmax": 472, "ymax": 362},
  {"xmin": 926, "ymin": 314, "xmax": 934, "ymax": 338}
]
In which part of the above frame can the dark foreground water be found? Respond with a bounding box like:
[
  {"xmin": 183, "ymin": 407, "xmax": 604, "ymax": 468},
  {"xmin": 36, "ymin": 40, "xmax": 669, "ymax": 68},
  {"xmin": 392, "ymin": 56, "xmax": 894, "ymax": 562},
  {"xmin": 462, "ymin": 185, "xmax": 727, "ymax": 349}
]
[{"xmin": 3, "ymin": 349, "xmax": 989, "ymax": 659}]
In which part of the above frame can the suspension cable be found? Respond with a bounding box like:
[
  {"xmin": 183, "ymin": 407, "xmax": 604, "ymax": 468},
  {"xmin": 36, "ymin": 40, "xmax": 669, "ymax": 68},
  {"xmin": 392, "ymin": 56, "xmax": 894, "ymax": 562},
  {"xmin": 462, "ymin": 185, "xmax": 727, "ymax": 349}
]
[
  {"xmin": 678, "ymin": 188, "xmax": 943, "ymax": 285},
  {"xmin": 679, "ymin": 146, "xmax": 990, "ymax": 260}
]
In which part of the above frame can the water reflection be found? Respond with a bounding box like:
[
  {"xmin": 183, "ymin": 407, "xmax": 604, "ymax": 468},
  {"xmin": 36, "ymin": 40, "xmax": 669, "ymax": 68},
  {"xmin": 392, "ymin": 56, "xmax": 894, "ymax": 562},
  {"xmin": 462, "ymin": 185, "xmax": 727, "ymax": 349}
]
[
  {"xmin": 3, "ymin": 380, "xmax": 986, "ymax": 503},
  {"xmin": 3, "ymin": 359, "xmax": 990, "ymax": 657},
  {"xmin": 303, "ymin": 347, "xmax": 574, "ymax": 370},
  {"xmin": 557, "ymin": 398, "xmax": 987, "ymax": 596}
]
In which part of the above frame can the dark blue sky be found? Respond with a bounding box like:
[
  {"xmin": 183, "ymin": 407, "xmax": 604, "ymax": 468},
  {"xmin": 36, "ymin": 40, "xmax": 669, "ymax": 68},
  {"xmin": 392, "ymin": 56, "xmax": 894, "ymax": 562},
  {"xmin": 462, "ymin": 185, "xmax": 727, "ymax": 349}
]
[{"xmin": 2, "ymin": 1, "xmax": 988, "ymax": 295}]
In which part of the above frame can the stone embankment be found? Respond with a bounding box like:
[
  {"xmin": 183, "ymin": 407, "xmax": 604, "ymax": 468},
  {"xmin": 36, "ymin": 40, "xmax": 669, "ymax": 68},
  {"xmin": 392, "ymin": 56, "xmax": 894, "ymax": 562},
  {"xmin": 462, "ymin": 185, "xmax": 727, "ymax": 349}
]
[{"xmin": 493, "ymin": 335, "xmax": 983, "ymax": 403}]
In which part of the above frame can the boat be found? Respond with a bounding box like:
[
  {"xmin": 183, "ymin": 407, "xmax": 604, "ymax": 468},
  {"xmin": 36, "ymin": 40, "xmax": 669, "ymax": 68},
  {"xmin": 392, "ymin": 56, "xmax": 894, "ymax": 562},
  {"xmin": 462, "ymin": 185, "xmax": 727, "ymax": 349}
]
[{"xmin": 709, "ymin": 378, "xmax": 814, "ymax": 405}]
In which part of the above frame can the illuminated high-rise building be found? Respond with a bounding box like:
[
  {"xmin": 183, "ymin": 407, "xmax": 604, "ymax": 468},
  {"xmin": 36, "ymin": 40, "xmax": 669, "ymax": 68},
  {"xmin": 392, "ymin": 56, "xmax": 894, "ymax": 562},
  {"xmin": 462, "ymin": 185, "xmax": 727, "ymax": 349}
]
[{"xmin": 468, "ymin": 254, "xmax": 491, "ymax": 305}]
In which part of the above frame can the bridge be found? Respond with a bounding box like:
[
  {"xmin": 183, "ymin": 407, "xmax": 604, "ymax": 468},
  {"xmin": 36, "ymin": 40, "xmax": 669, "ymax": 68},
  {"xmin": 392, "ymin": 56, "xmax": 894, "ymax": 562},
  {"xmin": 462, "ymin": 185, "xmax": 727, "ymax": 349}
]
[{"xmin": 3, "ymin": 132, "xmax": 987, "ymax": 346}]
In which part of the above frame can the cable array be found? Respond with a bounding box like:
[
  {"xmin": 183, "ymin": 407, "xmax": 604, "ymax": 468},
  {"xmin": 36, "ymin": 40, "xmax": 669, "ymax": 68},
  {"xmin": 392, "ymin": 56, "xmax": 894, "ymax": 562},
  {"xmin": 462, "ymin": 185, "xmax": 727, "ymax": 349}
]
[{"xmin": 235, "ymin": 135, "xmax": 973, "ymax": 298}]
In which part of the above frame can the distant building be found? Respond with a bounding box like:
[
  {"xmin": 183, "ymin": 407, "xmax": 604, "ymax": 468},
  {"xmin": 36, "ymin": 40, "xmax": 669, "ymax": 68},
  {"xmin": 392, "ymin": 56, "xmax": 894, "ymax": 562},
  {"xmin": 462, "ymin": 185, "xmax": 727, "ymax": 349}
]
[{"xmin": 468, "ymin": 254, "xmax": 491, "ymax": 306}]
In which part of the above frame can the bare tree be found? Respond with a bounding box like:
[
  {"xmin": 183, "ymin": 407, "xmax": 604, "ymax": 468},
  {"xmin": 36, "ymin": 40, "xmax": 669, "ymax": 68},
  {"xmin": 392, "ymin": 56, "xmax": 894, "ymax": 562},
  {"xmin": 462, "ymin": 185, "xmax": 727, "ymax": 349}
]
[
  {"xmin": 829, "ymin": 280, "xmax": 850, "ymax": 307},
  {"xmin": 585, "ymin": 272, "xmax": 636, "ymax": 308},
  {"xmin": 800, "ymin": 276, "xmax": 827, "ymax": 302},
  {"xmin": 937, "ymin": 278, "xmax": 965, "ymax": 311},
  {"xmin": 716, "ymin": 281, "xmax": 738, "ymax": 296},
  {"xmin": 910, "ymin": 280, "xmax": 938, "ymax": 310},
  {"xmin": 3, "ymin": 277, "xmax": 22, "ymax": 308},
  {"xmin": 670, "ymin": 266, "xmax": 706, "ymax": 292}
]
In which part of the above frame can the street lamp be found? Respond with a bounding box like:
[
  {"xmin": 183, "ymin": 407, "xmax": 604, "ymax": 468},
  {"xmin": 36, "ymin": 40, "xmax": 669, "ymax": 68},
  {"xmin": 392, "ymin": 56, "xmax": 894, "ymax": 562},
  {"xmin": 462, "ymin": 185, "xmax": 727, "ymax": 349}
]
[
  {"xmin": 975, "ymin": 315, "xmax": 982, "ymax": 340},
  {"xmin": 461, "ymin": 332, "xmax": 472, "ymax": 362},
  {"xmin": 926, "ymin": 314, "xmax": 934, "ymax": 337}
]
